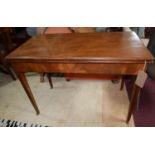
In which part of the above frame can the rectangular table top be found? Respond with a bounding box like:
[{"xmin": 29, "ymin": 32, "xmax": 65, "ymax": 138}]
[{"xmin": 6, "ymin": 32, "xmax": 154, "ymax": 64}]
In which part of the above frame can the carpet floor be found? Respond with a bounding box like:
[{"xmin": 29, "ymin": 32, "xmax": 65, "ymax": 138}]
[
  {"xmin": 125, "ymin": 77, "xmax": 155, "ymax": 127},
  {"xmin": 0, "ymin": 73, "xmax": 134, "ymax": 127}
]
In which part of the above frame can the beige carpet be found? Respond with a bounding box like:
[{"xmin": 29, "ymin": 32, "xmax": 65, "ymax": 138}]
[{"xmin": 0, "ymin": 73, "xmax": 134, "ymax": 127}]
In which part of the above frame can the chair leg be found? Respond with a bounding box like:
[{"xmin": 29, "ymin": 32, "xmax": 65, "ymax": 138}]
[
  {"xmin": 120, "ymin": 76, "xmax": 125, "ymax": 90},
  {"xmin": 47, "ymin": 73, "xmax": 53, "ymax": 89},
  {"xmin": 8, "ymin": 67, "xmax": 16, "ymax": 80},
  {"xmin": 0, "ymin": 63, "xmax": 16, "ymax": 80}
]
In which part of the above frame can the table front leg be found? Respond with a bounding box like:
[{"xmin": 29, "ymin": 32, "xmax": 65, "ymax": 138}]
[
  {"xmin": 126, "ymin": 84, "xmax": 141, "ymax": 123},
  {"xmin": 17, "ymin": 72, "xmax": 40, "ymax": 115},
  {"xmin": 120, "ymin": 76, "xmax": 125, "ymax": 90}
]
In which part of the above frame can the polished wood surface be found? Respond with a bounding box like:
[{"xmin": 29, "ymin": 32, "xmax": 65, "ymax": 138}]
[
  {"xmin": 44, "ymin": 27, "xmax": 121, "ymax": 80},
  {"xmin": 6, "ymin": 32, "xmax": 154, "ymax": 123},
  {"xmin": 7, "ymin": 32, "xmax": 153, "ymax": 63},
  {"xmin": 11, "ymin": 62, "xmax": 146, "ymax": 75}
]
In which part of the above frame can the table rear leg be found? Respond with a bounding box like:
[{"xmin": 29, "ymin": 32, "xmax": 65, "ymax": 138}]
[
  {"xmin": 40, "ymin": 73, "xmax": 46, "ymax": 82},
  {"xmin": 47, "ymin": 73, "xmax": 53, "ymax": 89},
  {"xmin": 17, "ymin": 73, "xmax": 40, "ymax": 114}
]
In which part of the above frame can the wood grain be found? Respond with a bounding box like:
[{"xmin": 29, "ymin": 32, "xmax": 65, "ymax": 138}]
[
  {"xmin": 12, "ymin": 62, "xmax": 145, "ymax": 75},
  {"xmin": 6, "ymin": 32, "xmax": 154, "ymax": 63}
]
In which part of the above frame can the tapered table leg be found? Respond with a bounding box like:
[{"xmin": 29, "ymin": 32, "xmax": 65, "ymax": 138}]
[
  {"xmin": 120, "ymin": 76, "xmax": 125, "ymax": 90},
  {"xmin": 126, "ymin": 84, "xmax": 141, "ymax": 123},
  {"xmin": 47, "ymin": 73, "xmax": 53, "ymax": 88},
  {"xmin": 17, "ymin": 73, "xmax": 40, "ymax": 114}
]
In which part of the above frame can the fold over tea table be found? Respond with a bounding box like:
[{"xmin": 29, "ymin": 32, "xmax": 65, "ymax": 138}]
[{"xmin": 6, "ymin": 32, "xmax": 154, "ymax": 123}]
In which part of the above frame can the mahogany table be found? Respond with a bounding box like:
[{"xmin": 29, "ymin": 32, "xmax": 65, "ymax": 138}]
[{"xmin": 6, "ymin": 32, "xmax": 154, "ymax": 123}]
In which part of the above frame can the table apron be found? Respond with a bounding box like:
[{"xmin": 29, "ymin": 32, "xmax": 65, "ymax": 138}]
[{"xmin": 12, "ymin": 62, "xmax": 145, "ymax": 75}]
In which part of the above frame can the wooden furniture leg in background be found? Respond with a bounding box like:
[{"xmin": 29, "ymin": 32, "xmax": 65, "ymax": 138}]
[
  {"xmin": 40, "ymin": 73, "xmax": 46, "ymax": 82},
  {"xmin": 0, "ymin": 53, "xmax": 16, "ymax": 80},
  {"xmin": 4, "ymin": 62, "xmax": 16, "ymax": 80},
  {"xmin": 40, "ymin": 73, "xmax": 53, "ymax": 88},
  {"xmin": 7, "ymin": 66, "xmax": 16, "ymax": 80},
  {"xmin": 0, "ymin": 64, "xmax": 16, "ymax": 80},
  {"xmin": 17, "ymin": 73, "xmax": 40, "ymax": 114},
  {"xmin": 126, "ymin": 84, "xmax": 141, "ymax": 123}
]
